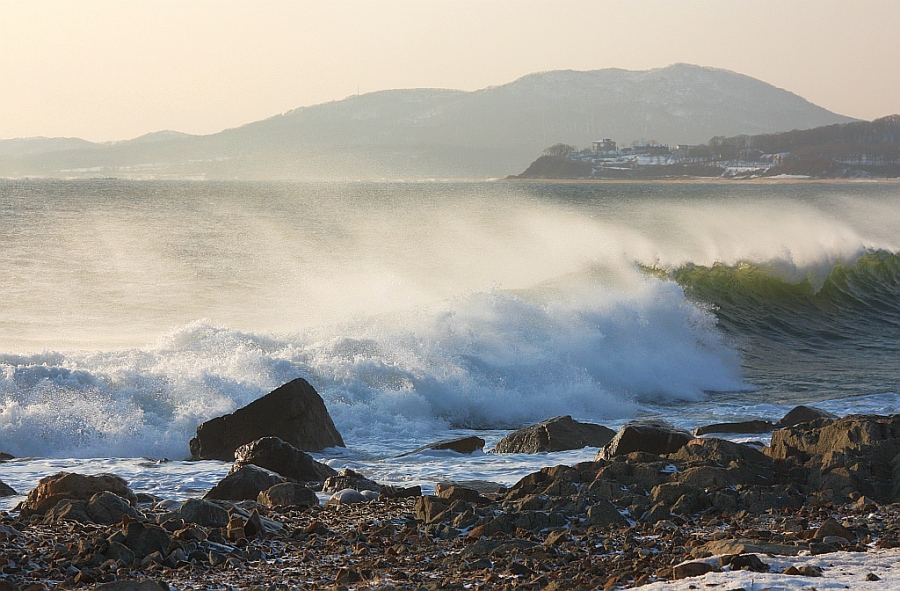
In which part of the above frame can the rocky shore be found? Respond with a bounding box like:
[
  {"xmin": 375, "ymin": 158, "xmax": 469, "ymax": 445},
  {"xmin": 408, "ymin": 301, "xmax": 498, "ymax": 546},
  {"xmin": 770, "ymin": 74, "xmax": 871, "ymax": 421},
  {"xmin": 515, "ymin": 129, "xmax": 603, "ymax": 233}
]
[{"xmin": 5, "ymin": 385, "xmax": 900, "ymax": 590}]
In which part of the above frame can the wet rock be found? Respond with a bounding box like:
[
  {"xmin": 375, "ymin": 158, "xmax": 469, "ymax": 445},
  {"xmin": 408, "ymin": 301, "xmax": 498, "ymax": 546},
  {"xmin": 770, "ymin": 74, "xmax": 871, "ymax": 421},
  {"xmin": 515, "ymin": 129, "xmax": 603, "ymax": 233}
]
[
  {"xmin": 776, "ymin": 405, "xmax": 838, "ymax": 428},
  {"xmin": 123, "ymin": 521, "xmax": 172, "ymax": 558},
  {"xmin": 598, "ymin": 419, "xmax": 692, "ymax": 460},
  {"xmin": 490, "ymin": 416, "xmax": 615, "ymax": 454},
  {"xmin": 87, "ymin": 491, "xmax": 141, "ymax": 525},
  {"xmin": 693, "ymin": 420, "xmax": 774, "ymax": 436},
  {"xmin": 18, "ymin": 472, "xmax": 137, "ymax": 517},
  {"xmin": 190, "ymin": 377, "xmax": 345, "ymax": 461},
  {"xmin": 258, "ymin": 482, "xmax": 319, "ymax": 508},
  {"xmin": 204, "ymin": 464, "xmax": 285, "ymax": 501},
  {"xmin": 0, "ymin": 452, "xmax": 14, "ymax": 461},
  {"xmin": 164, "ymin": 497, "xmax": 230, "ymax": 528},
  {"xmin": 380, "ymin": 484, "xmax": 423, "ymax": 499},
  {"xmin": 231, "ymin": 436, "xmax": 337, "ymax": 482},
  {"xmin": 323, "ymin": 468, "xmax": 381, "ymax": 493},
  {"xmin": 0, "ymin": 479, "xmax": 16, "ymax": 496},
  {"xmin": 399, "ymin": 435, "xmax": 486, "ymax": 456}
]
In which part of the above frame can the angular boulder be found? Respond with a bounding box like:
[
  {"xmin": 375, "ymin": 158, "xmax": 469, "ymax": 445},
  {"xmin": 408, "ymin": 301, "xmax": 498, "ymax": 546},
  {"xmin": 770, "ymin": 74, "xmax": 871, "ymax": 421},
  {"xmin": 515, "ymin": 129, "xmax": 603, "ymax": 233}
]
[
  {"xmin": 190, "ymin": 377, "xmax": 344, "ymax": 461},
  {"xmin": 18, "ymin": 472, "xmax": 137, "ymax": 518},
  {"xmin": 776, "ymin": 405, "xmax": 838, "ymax": 428},
  {"xmin": 323, "ymin": 468, "xmax": 382, "ymax": 493},
  {"xmin": 231, "ymin": 436, "xmax": 337, "ymax": 482},
  {"xmin": 399, "ymin": 435, "xmax": 486, "ymax": 456},
  {"xmin": 490, "ymin": 416, "xmax": 616, "ymax": 454},
  {"xmin": 598, "ymin": 419, "xmax": 693, "ymax": 460},
  {"xmin": 204, "ymin": 464, "xmax": 285, "ymax": 501}
]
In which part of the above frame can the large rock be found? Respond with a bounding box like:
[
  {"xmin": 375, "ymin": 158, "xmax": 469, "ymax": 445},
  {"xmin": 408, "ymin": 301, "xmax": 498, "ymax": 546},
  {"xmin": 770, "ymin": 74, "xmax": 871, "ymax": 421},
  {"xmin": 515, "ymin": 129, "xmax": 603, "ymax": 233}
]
[
  {"xmin": 768, "ymin": 414, "xmax": 900, "ymax": 502},
  {"xmin": 163, "ymin": 498, "xmax": 230, "ymax": 528},
  {"xmin": 0, "ymin": 480, "xmax": 16, "ymax": 497},
  {"xmin": 258, "ymin": 482, "xmax": 319, "ymax": 508},
  {"xmin": 693, "ymin": 420, "xmax": 774, "ymax": 436},
  {"xmin": 597, "ymin": 419, "xmax": 693, "ymax": 460},
  {"xmin": 18, "ymin": 472, "xmax": 137, "ymax": 518},
  {"xmin": 86, "ymin": 491, "xmax": 141, "ymax": 525},
  {"xmin": 399, "ymin": 435, "xmax": 486, "ymax": 456},
  {"xmin": 204, "ymin": 464, "xmax": 285, "ymax": 501},
  {"xmin": 231, "ymin": 437, "xmax": 337, "ymax": 482},
  {"xmin": 490, "ymin": 416, "xmax": 616, "ymax": 454},
  {"xmin": 189, "ymin": 378, "xmax": 344, "ymax": 461}
]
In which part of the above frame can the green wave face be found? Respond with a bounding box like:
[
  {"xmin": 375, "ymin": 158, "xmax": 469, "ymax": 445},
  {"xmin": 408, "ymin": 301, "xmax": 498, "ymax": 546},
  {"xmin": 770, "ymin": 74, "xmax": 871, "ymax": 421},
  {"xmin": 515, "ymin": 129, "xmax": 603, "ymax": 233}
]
[{"xmin": 667, "ymin": 250, "xmax": 900, "ymax": 401}]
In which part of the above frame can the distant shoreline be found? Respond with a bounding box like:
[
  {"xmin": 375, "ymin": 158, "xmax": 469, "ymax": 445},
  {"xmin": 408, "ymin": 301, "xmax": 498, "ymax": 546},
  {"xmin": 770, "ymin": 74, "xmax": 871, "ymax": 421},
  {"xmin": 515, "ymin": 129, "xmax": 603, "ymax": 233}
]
[{"xmin": 502, "ymin": 176, "xmax": 900, "ymax": 184}]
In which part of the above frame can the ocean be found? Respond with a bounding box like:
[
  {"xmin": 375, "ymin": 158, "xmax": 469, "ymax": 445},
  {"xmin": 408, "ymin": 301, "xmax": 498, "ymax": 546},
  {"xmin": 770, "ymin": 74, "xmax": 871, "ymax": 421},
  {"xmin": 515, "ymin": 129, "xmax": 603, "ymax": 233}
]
[{"xmin": 1, "ymin": 179, "xmax": 898, "ymax": 509}]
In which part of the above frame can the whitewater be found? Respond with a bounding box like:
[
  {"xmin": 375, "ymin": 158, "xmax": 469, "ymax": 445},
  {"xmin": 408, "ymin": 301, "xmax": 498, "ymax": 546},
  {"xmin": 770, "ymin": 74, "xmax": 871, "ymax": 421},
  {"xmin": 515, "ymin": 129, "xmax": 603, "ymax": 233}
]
[{"xmin": 1, "ymin": 179, "xmax": 898, "ymax": 509}]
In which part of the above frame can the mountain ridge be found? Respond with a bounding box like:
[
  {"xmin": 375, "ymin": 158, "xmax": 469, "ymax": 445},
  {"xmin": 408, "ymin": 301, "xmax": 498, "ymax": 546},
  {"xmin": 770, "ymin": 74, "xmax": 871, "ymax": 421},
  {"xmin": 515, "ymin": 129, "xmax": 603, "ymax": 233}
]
[{"xmin": 0, "ymin": 64, "xmax": 856, "ymax": 180}]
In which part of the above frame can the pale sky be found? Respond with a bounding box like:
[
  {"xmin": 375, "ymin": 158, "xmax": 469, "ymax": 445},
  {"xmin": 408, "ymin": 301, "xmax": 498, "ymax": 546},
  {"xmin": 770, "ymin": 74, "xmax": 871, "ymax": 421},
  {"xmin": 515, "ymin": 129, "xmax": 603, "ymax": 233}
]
[{"xmin": 1, "ymin": 0, "xmax": 898, "ymax": 142}]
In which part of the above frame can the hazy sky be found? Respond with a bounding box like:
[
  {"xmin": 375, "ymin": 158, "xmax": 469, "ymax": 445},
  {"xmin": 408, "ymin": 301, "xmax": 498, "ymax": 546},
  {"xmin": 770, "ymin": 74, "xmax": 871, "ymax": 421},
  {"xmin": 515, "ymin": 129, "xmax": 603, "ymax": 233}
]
[{"xmin": 1, "ymin": 0, "xmax": 898, "ymax": 142}]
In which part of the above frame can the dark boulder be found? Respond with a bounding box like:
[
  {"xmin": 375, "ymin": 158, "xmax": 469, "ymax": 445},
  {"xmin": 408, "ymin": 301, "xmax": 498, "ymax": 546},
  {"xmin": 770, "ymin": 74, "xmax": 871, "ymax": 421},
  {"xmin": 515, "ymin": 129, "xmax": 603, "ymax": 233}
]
[
  {"xmin": 163, "ymin": 498, "xmax": 230, "ymax": 528},
  {"xmin": 399, "ymin": 435, "xmax": 486, "ymax": 456},
  {"xmin": 0, "ymin": 479, "xmax": 16, "ymax": 497},
  {"xmin": 123, "ymin": 521, "xmax": 172, "ymax": 559},
  {"xmin": 776, "ymin": 405, "xmax": 838, "ymax": 428},
  {"xmin": 86, "ymin": 491, "xmax": 141, "ymax": 525},
  {"xmin": 598, "ymin": 419, "xmax": 693, "ymax": 460},
  {"xmin": 768, "ymin": 413, "xmax": 900, "ymax": 502},
  {"xmin": 18, "ymin": 472, "xmax": 137, "ymax": 518},
  {"xmin": 189, "ymin": 378, "xmax": 344, "ymax": 461},
  {"xmin": 693, "ymin": 420, "xmax": 774, "ymax": 436},
  {"xmin": 490, "ymin": 416, "xmax": 616, "ymax": 454},
  {"xmin": 231, "ymin": 436, "xmax": 337, "ymax": 482},
  {"xmin": 204, "ymin": 464, "xmax": 285, "ymax": 501},
  {"xmin": 0, "ymin": 452, "xmax": 13, "ymax": 461},
  {"xmin": 323, "ymin": 468, "xmax": 381, "ymax": 493}
]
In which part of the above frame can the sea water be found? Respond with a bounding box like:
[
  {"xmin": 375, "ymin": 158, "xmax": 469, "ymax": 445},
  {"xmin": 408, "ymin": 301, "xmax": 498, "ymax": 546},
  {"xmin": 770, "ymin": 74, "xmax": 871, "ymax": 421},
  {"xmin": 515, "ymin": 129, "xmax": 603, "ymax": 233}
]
[{"xmin": 1, "ymin": 179, "xmax": 898, "ymax": 510}]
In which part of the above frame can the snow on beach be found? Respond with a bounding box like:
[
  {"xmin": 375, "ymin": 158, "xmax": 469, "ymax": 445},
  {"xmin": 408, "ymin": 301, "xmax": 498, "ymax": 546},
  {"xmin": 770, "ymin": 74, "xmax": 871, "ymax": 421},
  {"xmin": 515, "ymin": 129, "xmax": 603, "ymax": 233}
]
[{"xmin": 644, "ymin": 549, "xmax": 900, "ymax": 591}]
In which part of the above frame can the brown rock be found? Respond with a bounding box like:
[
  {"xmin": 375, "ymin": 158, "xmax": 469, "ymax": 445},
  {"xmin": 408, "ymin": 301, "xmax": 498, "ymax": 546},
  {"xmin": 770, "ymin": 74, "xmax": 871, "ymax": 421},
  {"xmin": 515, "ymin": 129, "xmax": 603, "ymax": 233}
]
[
  {"xmin": 189, "ymin": 377, "xmax": 344, "ymax": 461},
  {"xmin": 94, "ymin": 582, "xmax": 169, "ymax": 591},
  {"xmin": 815, "ymin": 518, "xmax": 854, "ymax": 542},
  {"xmin": 323, "ymin": 468, "xmax": 381, "ymax": 493},
  {"xmin": 776, "ymin": 405, "xmax": 838, "ymax": 428},
  {"xmin": 165, "ymin": 497, "xmax": 230, "ymax": 528},
  {"xmin": 586, "ymin": 500, "xmax": 628, "ymax": 527},
  {"xmin": 123, "ymin": 521, "xmax": 172, "ymax": 559},
  {"xmin": 598, "ymin": 419, "xmax": 692, "ymax": 460},
  {"xmin": 490, "ymin": 416, "xmax": 615, "ymax": 454},
  {"xmin": 18, "ymin": 472, "xmax": 136, "ymax": 517}
]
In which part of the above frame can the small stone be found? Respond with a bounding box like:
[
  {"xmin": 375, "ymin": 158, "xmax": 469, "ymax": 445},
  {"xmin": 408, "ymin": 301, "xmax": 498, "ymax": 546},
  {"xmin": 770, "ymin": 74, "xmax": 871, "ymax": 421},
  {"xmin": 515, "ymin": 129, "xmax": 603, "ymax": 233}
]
[
  {"xmin": 867, "ymin": 573, "xmax": 881, "ymax": 581},
  {"xmin": 673, "ymin": 561, "xmax": 717, "ymax": 579}
]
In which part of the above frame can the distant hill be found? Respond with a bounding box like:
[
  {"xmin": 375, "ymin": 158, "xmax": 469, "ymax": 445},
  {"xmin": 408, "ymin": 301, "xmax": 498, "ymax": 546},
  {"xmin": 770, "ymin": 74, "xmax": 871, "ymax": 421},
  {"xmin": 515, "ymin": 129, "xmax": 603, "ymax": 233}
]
[
  {"xmin": 514, "ymin": 115, "xmax": 900, "ymax": 180},
  {"xmin": 0, "ymin": 64, "xmax": 856, "ymax": 180}
]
